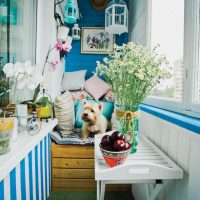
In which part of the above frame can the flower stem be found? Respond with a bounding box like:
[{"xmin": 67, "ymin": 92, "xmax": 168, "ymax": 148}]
[{"xmin": 42, "ymin": 45, "xmax": 54, "ymax": 75}]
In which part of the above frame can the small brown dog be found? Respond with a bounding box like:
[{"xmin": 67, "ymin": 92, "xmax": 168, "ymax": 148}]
[{"xmin": 81, "ymin": 101, "xmax": 108, "ymax": 139}]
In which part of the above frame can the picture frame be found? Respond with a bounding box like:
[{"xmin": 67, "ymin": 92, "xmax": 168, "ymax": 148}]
[{"xmin": 81, "ymin": 27, "xmax": 115, "ymax": 54}]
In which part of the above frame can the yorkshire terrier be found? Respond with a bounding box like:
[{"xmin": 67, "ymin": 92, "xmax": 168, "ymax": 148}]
[{"xmin": 81, "ymin": 101, "xmax": 108, "ymax": 139}]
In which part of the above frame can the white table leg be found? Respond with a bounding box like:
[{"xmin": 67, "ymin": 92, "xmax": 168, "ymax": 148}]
[
  {"xmin": 145, "ymin": 183, "xmax": 150, "ymax": 199},
  {"xmin": 149, "ymin": 180, "xmax": 170, "ymax": 200},
  {"xmin": 97, "ymin": 180, "xmax": 100, "ymax": 200},
  {"xmin": 100, "ymin": 181, "xmax": 106, "ymax": 200}
]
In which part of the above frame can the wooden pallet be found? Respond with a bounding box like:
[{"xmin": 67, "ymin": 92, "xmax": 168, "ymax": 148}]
[{"xmin": 51, "ymin": 142, "xmax": 131, "ymax": 192}]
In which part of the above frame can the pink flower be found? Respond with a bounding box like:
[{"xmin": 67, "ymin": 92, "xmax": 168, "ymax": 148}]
[
  {"xmin": 62, "ymin": 42, "xmax": 72, "ymax": 52},
  {"xmin": 50, "ymin": 64, "xmax": 57, "ymax": 72},
  {"xmin": 52, "ymin": 57, "xmax": 59, "ymax": 65},
  {"xmin": 55, "ymin": 42, "xmax": 63, "ymax": 51}
]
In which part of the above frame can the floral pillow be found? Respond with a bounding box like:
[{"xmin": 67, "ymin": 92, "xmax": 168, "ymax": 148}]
[
  {"xmin": 70, "ymin": 90, "xmax": 93, "ymax": 103},
  {"xmin": 104, "ymin": 90, "xmax": 115, "ymax": 102}
]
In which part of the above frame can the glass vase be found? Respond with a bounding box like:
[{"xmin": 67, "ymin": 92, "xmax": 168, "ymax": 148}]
[
  {"xmin": 26, "ymin": 111, "xmax": 41, "ymax": 136},
  {"xmin": 0, "ymin": 117, "xmax": 14, "ymax": 155},
  {"xmin": 115, "ymin": 104, "xmax": 139, "ymax": 154}
]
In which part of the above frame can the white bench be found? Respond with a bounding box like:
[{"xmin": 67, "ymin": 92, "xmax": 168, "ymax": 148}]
[{"xmin": 95, "ymin": 133, "xmax": 183, "ymax": 200}]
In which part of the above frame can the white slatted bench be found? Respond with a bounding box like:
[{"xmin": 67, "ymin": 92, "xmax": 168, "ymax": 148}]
[{"xmin": 95, "ymin": 133, "xmax": 183, "ymax": 200}]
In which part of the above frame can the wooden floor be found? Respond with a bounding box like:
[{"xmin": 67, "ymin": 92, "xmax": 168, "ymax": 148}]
[{"xmin": 48, "ymin": 191, "xmax": 135, "ymax": 200}]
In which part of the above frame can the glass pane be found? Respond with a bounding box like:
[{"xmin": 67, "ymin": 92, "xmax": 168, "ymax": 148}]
[
  {"xmin": 150, "ymin": 0, "xmax": 184, "ymax": 101},
  {"xmin": 196, "ymin": 65, "xmax": 200, "ymax": 102},
  {"xmin": 9, "ymin": 0, "xmax": 37, "ymax": 62},
  {"xmin": 0, "ymin": 0, "xmax": 9, "ymax": 64},
  {"xmin": 195, "ymin": 28, "xmax": 200, "ymax": 102},
  {"xmin": 0, "ymin": 0, "xmax": 37, "ymax": 105},
  {"xmin": 68, "ymin": 7, "xmax": 73, "ymax": 16}
]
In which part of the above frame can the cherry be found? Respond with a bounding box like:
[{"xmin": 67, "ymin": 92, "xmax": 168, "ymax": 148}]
[
  {"xmin": 101, "ymin": 135, "xmax": 113, "ymax": 147},
  {"xmin": 123, "ymin": 142, "xmax": 131, "ymax": 150},
  {"xmin": 111, "ymin": 131, "xmax": 125, "ymax": 142},
  {"xmin": 103, "ymin": 145, "xmax": 114, "ymax": 151},
  {"xmin": 113, "ymin": 139, "xmax": 126, "ymax": 151}
]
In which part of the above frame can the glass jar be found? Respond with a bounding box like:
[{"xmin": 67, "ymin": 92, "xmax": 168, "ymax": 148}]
[
  {"xmin": 115, "ymin": 104, "xmax": 139, "ymax": 154},
  {"xmin": 0, "ymin": 118, "xmax": 14, "ymax": 155},
  {"xmin": 26, "ymin": 111, "xmax": 41, "ymax": 136}
]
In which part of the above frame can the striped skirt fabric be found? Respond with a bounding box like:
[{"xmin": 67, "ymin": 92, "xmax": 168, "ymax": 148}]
[{"xmin": 0, "ymin": 134, "xmax": 51, "ymax": 200}]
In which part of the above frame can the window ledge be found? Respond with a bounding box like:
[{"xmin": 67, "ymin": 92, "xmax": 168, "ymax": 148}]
[{"xmin": 140, "ymin": 104, "xmax": 200, "ymax": 134}]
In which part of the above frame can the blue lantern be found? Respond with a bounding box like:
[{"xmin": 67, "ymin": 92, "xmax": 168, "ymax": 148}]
[{"xmin": 64, "ymin": 0, "xmax": 78, "ymax": 24}]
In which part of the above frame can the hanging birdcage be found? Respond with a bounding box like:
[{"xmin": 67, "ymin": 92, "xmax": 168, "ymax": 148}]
[
  {"xmin": 105, "ymin": 0, "xmax": 128, "ymax": 35},
  {"xmin": 72, "ymin": 23, "xmax": 80, "ymax": 40}
]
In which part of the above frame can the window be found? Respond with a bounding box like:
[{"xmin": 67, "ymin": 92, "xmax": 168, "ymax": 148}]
[
  {"xmin": 145, "ymin": 0, "xmax": 200, "ymax": 117},
  {"xmin": 195, "ymin": 15, "xmax": 200, "ymax": 103},
  {"xmin": 150, "ymin": 0, "xmax": 184, "ymax": 101},
  {"xmin": 0, "ymin": 0, "xmax": 37, "ymax": 64}
]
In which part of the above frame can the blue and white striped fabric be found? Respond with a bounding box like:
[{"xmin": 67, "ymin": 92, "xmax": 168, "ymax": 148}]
[{"xmin": 0, "ymin": 134, "xmax": 51, "ymax": 200}]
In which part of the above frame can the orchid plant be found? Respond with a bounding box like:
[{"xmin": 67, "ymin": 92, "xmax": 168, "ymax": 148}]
[
  {"xmin": 32, "ymin": 41, "xmax": 72, "ymax": 102},
  {"xmin": 43, "ymin": 41, "xmax": 72, "ymax": 73},
  {"xmin": 3, "ymin": 61, "xmax": 44, "ymax": 103},
  {"xmin": 1, "ymin": 41, "xmax": 72, "ymax": 108}
]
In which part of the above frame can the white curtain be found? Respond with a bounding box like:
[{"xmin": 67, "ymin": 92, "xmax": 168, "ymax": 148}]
[
  {"xmin": 9, "ymin": 0, "xmax": 37, "ymax": 63},
  {"xmin": 9, "ymin": 0, "xmax": 37, "ymax": 102}
]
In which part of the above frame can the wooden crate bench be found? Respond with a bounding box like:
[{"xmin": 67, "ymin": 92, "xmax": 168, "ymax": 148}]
[{"xmin": 51, "ymin": 142, "xmax": 131, "ymax": 192}]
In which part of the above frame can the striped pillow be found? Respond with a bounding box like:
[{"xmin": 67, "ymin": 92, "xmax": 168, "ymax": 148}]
[{"xmin": 54, "ymin": 91, "xmax": 75, "ymax": 137}]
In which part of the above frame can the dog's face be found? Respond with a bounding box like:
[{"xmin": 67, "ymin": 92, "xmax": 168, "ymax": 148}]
[{"xmin": 81, "ymin": 101, "xmax": 102, "ymax": 124}]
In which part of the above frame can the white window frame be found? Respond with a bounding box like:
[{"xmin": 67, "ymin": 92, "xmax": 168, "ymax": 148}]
[{"xmin": 144, "ymin": 0, "xmax": 200, "ymax": 118}]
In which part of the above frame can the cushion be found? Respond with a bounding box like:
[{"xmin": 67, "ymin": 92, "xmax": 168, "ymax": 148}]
[
  {"xmin": 50, "ymin": 131, "xmax": 94, "ymax": 144},
  {"xmin": 54, "ymin": 91, "xmax": 75, "ymax": 137},
  {"xmin": 69, "ymin": 89, "xmax": 93, "ymax": 103},
  {"xmin": 104, "ymin": 90, "xmax": 115, "ymax": 102},
  {"xmin": 84, "ymin": 75, "xmax": 110, "ymax": 100},
  {"xmin": 74, "ymin": 99, "xmax": 114, "ymax": 128},
  {"xmin": 62, "ymin": 70, "xmax": 87, "ymax": 91}
]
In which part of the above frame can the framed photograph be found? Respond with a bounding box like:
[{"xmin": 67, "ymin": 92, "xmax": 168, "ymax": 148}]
[{"xmin": 81, "ymin": 27, "xmax": 115, "ymax": 54}]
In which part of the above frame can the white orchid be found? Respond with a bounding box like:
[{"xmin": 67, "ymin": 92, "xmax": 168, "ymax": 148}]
[
  {"xmin": 3, "ymin": 61, "xmax": 44, "ymax": 101},
  {"xmin": 26, "ymin": 63, "xmax": 34, "ymax": 75},
  {"xmin": 27, "ymin": 71, "xmax": 44, "ymax": 90},
  {"xmin": 14, "ymin": 62, "xmax": 26, "ymax": 74},
  {"xmin": 3, "ymin": 63, "xmax": 14, "ymax": 77},
  {"xmin": 17, "ymin": 78, "xmax": 27, "ymax": 90}
]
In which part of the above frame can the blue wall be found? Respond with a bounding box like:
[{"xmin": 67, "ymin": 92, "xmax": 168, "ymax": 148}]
[{"xmin": 65, "ymin": 0, "xmax": 128, "ymax": 79}]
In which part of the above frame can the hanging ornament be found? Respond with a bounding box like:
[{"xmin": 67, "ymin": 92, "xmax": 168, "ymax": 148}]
[
  {"xmin": 72, "ymin": 24, "xmax": 80, "ymax": 40},
  {"xmin": 64, "ymin": 0, "xmax": 79, "ymax": 24},
  {"xmin": 105, "ymin": 0, "xmax": 128, "ymax": 35}
]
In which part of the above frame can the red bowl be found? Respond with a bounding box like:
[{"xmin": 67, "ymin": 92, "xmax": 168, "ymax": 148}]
[{"xmin": 99, "ymin": 145, "xmax": 131, "ymax": 168}]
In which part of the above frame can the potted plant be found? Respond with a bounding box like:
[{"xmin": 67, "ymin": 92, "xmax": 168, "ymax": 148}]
[
  {"xmin": 24, "ymin": 94, "xmax": 54, "ymax": 119},
  {"xmin": 0, "ymin": 59, "xmax": 10, "ymax": 108},
  {"xmin": 97, "ymin": 42, "xmax": 170, "ymax": 153}
]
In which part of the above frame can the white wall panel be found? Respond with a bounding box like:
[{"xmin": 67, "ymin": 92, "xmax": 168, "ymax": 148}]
[
  {"xmin": 36, "ymin": 0, "xmax": 64, "ymax": 100},
  {"xmin": 176, "ymin": 133, "xmax": 190, "ymax": 172},
  {"xmin": 187, "ymin": 139, "xmax": 200, "ymax": 200},
  {"xmin": 133, "ymin": 110, "xmax": 200, "ymax": 200},
  {"xmin": 160, "ymin": 125, "xmax": 169, "ymax": 154},
  {"xmin": 167, "ymin": 126, "xmax": 178, "ymax": 162}
]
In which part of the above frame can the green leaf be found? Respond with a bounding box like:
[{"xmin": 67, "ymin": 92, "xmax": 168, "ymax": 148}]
[
  {"xmin": 36, "ymin": 97, "xmax": 53, "ymax": 107},
  {"xmin": 33, "ymin": 85, "xmax": 40, "ymax": 101}
]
